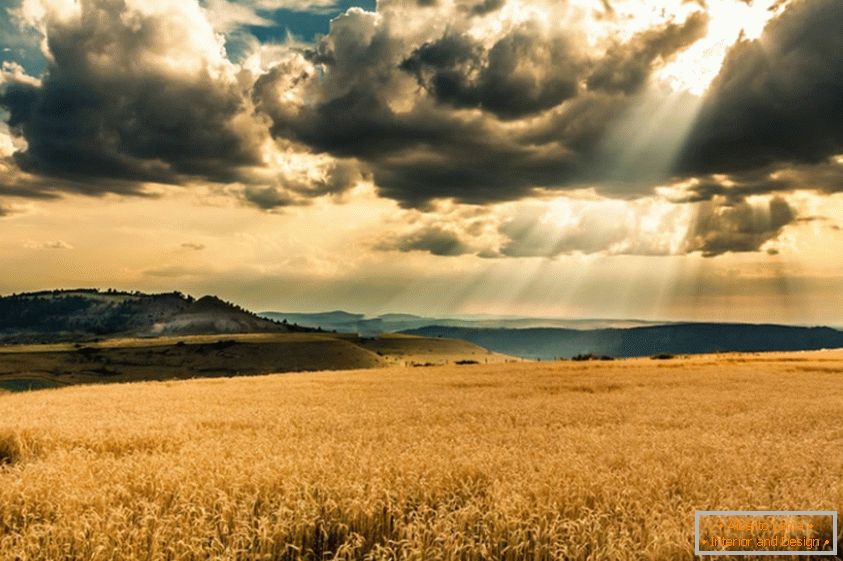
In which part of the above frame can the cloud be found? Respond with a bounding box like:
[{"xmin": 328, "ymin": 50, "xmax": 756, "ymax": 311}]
[
  {"xmin": 463, "ymin": 0, "xmax": 505, "ymax": 16},
  {"xmin": 1, "ymin": 0, "xmax": 264, "ymax": 195},
  {"xmin": 203, "ymin": 0, "xmax": 274, "ymax": 32},
  {"xmin": 376, "ymin": 192, "xmax": 804, "ymax": 259},
  {"xmin": 499, "ymin": 204, "xmax": 632, "ymax": 257},
  {"xmin": 0, "ymin": 3, "xmax": 46, "ymax": 75},
  {"xmin": 676, "ymin": 0, "xmax": 843, "ymax": 179},
  {"xmin": 239, "ymin": 158, "xmax": 365, "ymax": 209},
  {"xmin": 24, "ymin": 239, "xmax": 74, "ymax": 249},
  {"xmin": 181, "ymin": 242, "xmax": 206, "ymax": 250},
  {"xmin": 254, "ymin": 5, "xmax": 708, "ymax": 207},
  {"xmin": 376, "ymin": 195, "xmax": 694, "ymax": 258},
  {"xmin": 495, "ymin": 196, "xmax": 704, "ymax": 257},
  {"xmin": 683, "ymin": 196, "xmax": 797, "ymax": 257},
  {"xmin": 202, "ymin": 0, "xmax": 344, "ymax": 34},
  {"xmin": 587, "ymin": 11, "xmax": 708, "ymax": 95},
  {"xmin": 0, "ymin": 198, "xmax": 34, "ymax": 217},
  {"xmin": 2, "ymin": 0, "xmax": 834, "ymax": 246},
  {"xmin": 0, "ymin": 0, "xmax": 368, "ymax": 207},
  {"xmin": 668, "ymin": 157, "xmax": 843, "ymax": 203},
  {"xmin": 400, "ymin": 23, "xmax": 582, "ymax": 119},
  {"xmin": 378, "ymin": 225, "xmax": 472, "ymax": 256}
]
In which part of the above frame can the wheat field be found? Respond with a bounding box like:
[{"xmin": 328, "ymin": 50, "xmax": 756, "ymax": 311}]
[{"xmin": 1, "ymin": 351, "xmax": 842, "ymax": 560}]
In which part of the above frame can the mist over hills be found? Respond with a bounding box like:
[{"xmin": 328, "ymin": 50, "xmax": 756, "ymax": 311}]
[
  {"xmin": 402, "ymin": 324, "xmax": 843, "ymax": 360},
  {"xmin": 260, "ymin": 310, "xmax": 843, "ymax": 358},
  {"xmin": 0, "ymin": 289, "xmax": 306, "ymax": 343},
  {"xmin": 259, "ymin": 311, "xmax": 665, "ymax": 333}
]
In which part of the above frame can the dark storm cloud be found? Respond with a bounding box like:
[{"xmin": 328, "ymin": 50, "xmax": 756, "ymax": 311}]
[
  {"xmin": 684, "ymin": 196, "xmax": 797, "ymax": 257},
  {"xmin": 378, "ymin": 225, "xmax": 472, "ymax": 255},
  {"xmin": 400, "ymin": 24, "xmax": 581, "ymax": 119},
  {"xmin": 0, "ymin": 152, "xmax": 143, "ymax": 198},
  {"xmin": 242, "ymin": 185, "xmax": 297, "ymax": 209},
  {"xmin": 10, "ymin": 0, "xmax": 821, "ymax": 230},
  {"xmin": 252, "ymin": 13, "xmax": 583, "ymax": 207},
  {"xmin": 255, "ymin": 7, "xmax": 709, "ymax": 207},
  {"xmin": 242, "ymin": 161, "xmax": 365, "ymax": 210},
  {"xmin": 674, "ymin": 157, "xmax": 843, "ymax": 203},
  {"xmin": 0, "ymin": 0, "xmax": 263, "ymax": 197},
  {"xmin": 587, "ymin": 11, "xmax": 708, "ymax": 95},
  {"xmin": 674, "ymin": 170, "xmax": 795, "ymax": 203},
  {"xmin": 240, "ymin": 159, "xmax": 364, "ymax": 209},
  {"xmin": 676, "ymin": 0, "xmax": 843, "ymax": 178},
  {"xmin": 464, "ymin": 0, "xmax": 505, "ymax": 16},
  {"xmin": 2, "ymin": 75, "xmax": 255, "ymax": 187}
]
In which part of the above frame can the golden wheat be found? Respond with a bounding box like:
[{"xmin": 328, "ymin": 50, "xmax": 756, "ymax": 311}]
[{"xmin": 1, "ymin": 352, "xmax": 842, "ymax": 560}]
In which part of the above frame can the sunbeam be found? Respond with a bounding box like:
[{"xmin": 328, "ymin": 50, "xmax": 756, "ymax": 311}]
[{"xmin": 658, "ymin": 0, "xmax": 786, "ymax": 95}]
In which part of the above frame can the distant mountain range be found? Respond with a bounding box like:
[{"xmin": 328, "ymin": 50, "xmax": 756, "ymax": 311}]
[
  {"xmin": 0, "ymin": 289, "xmax": 309, "ymax": 343},
  {"xmin": 260, "ymin": 310, "xmax": 843, "ymax": 358},
  {"xmin": 5, "ymin": 294, "xmax": 843, "ymax": 359},
  {"xmin": 401, "ymin": 324, "xmax": 843, "ymax": 359},
  {"xmin": 259, "ymin": 310, "xmax": 667, "ymax": 333}
]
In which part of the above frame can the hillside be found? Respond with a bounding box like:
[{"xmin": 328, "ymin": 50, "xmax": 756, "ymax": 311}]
[
  {"xmin": 403, "ymin": 323, "xmax": 843, "ymax": 359},
  {"xmin": 1, "ymin": 351, "xmax": 841, "ymax": 559},
  {"xmin": 0, "ymin": 332, "xmax": 508, "ymax": 391},
  {"xmin": 0, "ymin": 290, "xmax": 306, "ymax": 343}
]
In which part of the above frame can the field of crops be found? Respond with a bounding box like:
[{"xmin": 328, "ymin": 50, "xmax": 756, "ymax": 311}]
[{"xmin": 2, "ymin": 351, "xmax": 842, "ymax": 560}]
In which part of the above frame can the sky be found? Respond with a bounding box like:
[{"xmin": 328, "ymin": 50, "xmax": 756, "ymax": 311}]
[{"xmin": 0, "ymin": 0, "xmax": 841, "ymax": 323}]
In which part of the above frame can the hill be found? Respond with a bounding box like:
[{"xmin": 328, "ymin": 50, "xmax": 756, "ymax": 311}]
[
  {"xmin": 0, "ymin": 332, "xmax": 509, "ymax": 391},
  {"xmin": 261, "ymin": 310, "xmax": 366, "ymax": 328},
  {"xmin": 0, "ymin": 289, "xmax": 307, "ymax": 343},
  {"xmin": 402, "ymin": 323, "xmax": 843, "ymax": 359}
]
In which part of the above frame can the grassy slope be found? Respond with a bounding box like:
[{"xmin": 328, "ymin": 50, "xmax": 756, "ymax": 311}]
[
  {"xmin": 0, "ymin": 332, "xmax": 509, "ymax": 390},
  {"xmin": 1, "ymin": 351, "xmax": 842, "ymax": 560}
]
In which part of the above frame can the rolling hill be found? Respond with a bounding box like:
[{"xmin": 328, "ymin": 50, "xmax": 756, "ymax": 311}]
[
  {"xmin": 0, "ymin": 289, "xmax": 514, "ymax": 390},
  {"xmin": 402, "ymin": 323, "xmax": 843, "ymax": 359},
  {"xmin": 0, "ymin": 332, "xmax": 510, "ymax": 391},
  {"xmin": 0, "ymin": 289, "xmax": 307, "ymax": 343}
]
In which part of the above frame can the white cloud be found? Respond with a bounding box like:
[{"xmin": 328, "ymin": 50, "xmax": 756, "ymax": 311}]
[
  {"xmin": 0, "ymin": 130, "xmax": 16, "ymax": 158},
  {"xmin": 204, "ymin": 0, "xmax": 273, "ymax": 32}
]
